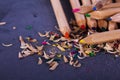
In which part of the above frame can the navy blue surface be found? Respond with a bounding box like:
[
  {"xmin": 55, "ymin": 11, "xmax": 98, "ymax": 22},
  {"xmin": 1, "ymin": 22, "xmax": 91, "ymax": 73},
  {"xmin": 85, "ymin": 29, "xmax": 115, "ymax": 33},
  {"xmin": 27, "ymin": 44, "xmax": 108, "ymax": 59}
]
[{"xmin": 0, "ymin": 0, "xmax": 120, "ymax": 80}]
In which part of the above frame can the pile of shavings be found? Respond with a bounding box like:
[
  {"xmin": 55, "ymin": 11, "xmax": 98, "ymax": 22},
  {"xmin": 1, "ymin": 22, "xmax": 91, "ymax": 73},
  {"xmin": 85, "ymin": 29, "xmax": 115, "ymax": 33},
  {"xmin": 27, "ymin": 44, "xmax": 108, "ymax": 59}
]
[{"xmin": 18, "ymin": 25, "xmax": 120, "ymax": 71}]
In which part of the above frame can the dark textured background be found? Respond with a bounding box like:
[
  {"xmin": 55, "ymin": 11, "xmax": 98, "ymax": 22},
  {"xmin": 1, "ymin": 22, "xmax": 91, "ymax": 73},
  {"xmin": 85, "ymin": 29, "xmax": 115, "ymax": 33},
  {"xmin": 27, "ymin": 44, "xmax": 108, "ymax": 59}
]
[{"xmin": 0, "ymin": 0, "xmax": 120, "ymax": 80}]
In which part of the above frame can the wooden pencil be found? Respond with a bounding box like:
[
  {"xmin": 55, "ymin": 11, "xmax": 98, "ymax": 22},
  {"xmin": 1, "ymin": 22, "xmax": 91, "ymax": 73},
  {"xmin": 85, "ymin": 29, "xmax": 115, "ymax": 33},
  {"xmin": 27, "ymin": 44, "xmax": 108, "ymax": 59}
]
[
  {"xmin": 78, "ymin": 2, "xmax": 120, "ymax": 14},
  {"xmin": 91, "ymin": 0, "xmax": 108, "ymax": 31},
  {"xmin": 79, "ymin": 29, "xmax": 120, "ymax": 44},
  {"xmin": 108, "ymin": 0, "xmax": 118, "ymax": 31},
  {"xmin": 70, "ymin": 0, "xmax": 86, "ymax": 30},
  {"xmin": 116, "ymin": 0, "xmax": 120, "ymax": 2},
  {"xmin": 108, "ymin": 21, "xmax": 118, "ymax": 30},
  {"xmin": 102, "ymin": 3, "xmax": 120, "ymax": 9},
  {"xmin": 50, "ymin": 0, "xmax": 71, "ymax": 36},
  {"xmin": 92, "ymin": 0, "xmax": 112, "ymax": 10},
  {"xmin": 89, "ymin": 7, "xmax": 120, "ymax": 19},
  {"xmin": 81, "ymin": 0, "xmax": 97, "ymax": 30},
  {"xmin": 79, "ymin": 5, "xmax": 93, "ymax": 14},
  {"xmin": 107, "ymin": 13, "xmax": 120, "ymax": 23}
]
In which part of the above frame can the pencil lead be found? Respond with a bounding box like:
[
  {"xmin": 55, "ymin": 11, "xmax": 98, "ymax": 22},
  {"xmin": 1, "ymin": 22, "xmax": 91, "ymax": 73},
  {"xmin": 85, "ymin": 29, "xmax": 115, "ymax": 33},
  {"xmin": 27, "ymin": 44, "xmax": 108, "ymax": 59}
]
[
  {"xmin": 79, "ymin": 40, "xmax": 86, "ymax": 44},
  {"xmin": 85, "ymin": 14, "xmax": 91, "ymax": 17},
  {"xmin": 100, "ymin": 27, "xmax": 106, "ymax": 31},
  {"xmin": 91, "ymin": 27, "xmax": 96, "ymax": 30},
  {"xmin": 106, "ymin": 17, "xmax": 112, "ymax": 21},
  {"xmin": 80, "ymin": 25, "xmax": 86, "ymax": 30},
  {"xmin": 72, "ymin": 8, "xmax": 80, "ymax": 13},
  {"xmin": 64, "ymin": 32, "xmax": 70, "ymax": 39},
  {"xmin": 92, "ymin": 6, "xmax": 97, "ymax": 11}
]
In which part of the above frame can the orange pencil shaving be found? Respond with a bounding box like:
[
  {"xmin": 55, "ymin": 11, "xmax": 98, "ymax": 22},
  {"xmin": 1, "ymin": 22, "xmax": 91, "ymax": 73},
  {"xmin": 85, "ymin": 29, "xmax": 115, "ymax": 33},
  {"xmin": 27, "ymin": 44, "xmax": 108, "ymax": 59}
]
[
  {"xmin": 70, "ymin": 0, "xmax": 86, "ymax": 30},
  {"xmin": 82, "ymin": 0, "xmax": 97, "ymax": 30},
  {"xmin": 50, "ymin": 0, "xmax": 71, "ymax": 36},
  {"xmin": 89, "ymin": 8, "xmax": 120, "ymax": 19},
  {"xmin": 80, "ymin": 29, "xmax": 120, "ymax": 45}
]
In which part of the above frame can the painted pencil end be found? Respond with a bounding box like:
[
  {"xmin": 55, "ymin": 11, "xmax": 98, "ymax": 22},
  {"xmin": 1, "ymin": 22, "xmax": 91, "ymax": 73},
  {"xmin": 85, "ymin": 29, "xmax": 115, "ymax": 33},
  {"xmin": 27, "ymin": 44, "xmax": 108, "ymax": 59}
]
[
  {"xmin": 79, "ymin": 40, "xmax": 86, "ymax": 44},
  {"xmin": 72, "ymin": 8, "xmax": 80, "ymax": 13},
  {"xmin": 92, "ymin": 6, "xmax": 96, "ymax": 11},
  {"xmin": 106, "ymin": 18, "xmax": 112, "ymax": 21}
]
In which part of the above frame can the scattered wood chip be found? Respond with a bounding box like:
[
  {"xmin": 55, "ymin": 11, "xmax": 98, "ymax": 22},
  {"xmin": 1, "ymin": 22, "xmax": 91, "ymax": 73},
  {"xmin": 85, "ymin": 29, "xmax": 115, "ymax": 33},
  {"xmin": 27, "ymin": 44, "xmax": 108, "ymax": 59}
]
[
  {"xmin": 49, "ymin": 61, "xmax": 59, "ymax": 71},
  {"xmin": 63, "ymin": 55, "xmax": 68, "ymax": 63},
  {"xmin": 0, "ymin": 22, "xmax": 6, "ymax": 26},
  {"xmin": 38, "ymin": 57, "xmax": 42, "ymax": 64},
  {"xmin": 2, "ymin": 43, "xmax": 13, "ymax": 47}
]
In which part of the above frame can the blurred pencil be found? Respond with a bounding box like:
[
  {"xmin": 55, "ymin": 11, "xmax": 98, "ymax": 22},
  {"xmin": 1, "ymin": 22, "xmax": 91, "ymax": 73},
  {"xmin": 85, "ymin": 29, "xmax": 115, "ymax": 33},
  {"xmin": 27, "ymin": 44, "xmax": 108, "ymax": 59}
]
[
  {"xmin": 80, "ymin": 29, "xmax": 120, "ymax": 44},
  {"xmin": 102, "ymin": 3, "xmax": 120, "ymax": 9},
  {"xmin": 50, "ymin": 0, "xmax": 71, "ymax": 36},
  {"xmin": 107, "ymin": 13, "xmax": 120, "ymax": 23},
  {"xmin": 79, "ymin": 5, "xmax": 93, "ymax": 14},
  {"xmin": 89, "ymin": 8, "xmax": 120, "ymax": 19},
  {"xmin": 70, "ymin": 0, "xmax": 86, "ymax": 30},
  {"xmin": 116, "ymin": 0, "xmax": 120, "ymax": 2},
  {"xmin": 108, "ymin": 21, "xmax": 118, "ymax": 30},
  {"xmin": 78, "ymin": 2, "xmax": 120, "ymax": 14},
  {"xmin": 91, "ymin": 0, "xmax": 108, "ymax": 31},
  {"xmin": 81, "ymin": 0, "xmax": 97, "ymax": 30},
  {"xmin": 108, "ymin": 0, "xmax": 118, "ymax": 31},
  {"xmin": 92, "ymin": 0, "xmax": 111, "ymax": 10}
]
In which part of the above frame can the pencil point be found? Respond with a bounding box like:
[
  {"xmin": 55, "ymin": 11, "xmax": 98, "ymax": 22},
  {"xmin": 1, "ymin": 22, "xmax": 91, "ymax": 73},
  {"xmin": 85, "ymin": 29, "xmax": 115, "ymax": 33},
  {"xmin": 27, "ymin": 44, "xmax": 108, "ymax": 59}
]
[
  {"xmin": 91, "ymin": 27, "xmax": 96, "ymax": 30},
  {"xmin": 64, "ymin": 32, "xmax": 70, "ymax": 39},
  {"xmin": 106, "ymin": 18, "xmax": 112, "ymax": 21},
  {"xmin": 79, "ymin": 40, "xmax": 86, "ymax": 44},
  {"xmin": 80, "ymin": 25, "xmax": 86, "ymax": 30},
  {"xmin": 92, "ymin": 6, "xmax": 96, "ymax": 11},
  {"xmin": 72, "ymin": 8, "xmax": 80, "ymax": 13}
]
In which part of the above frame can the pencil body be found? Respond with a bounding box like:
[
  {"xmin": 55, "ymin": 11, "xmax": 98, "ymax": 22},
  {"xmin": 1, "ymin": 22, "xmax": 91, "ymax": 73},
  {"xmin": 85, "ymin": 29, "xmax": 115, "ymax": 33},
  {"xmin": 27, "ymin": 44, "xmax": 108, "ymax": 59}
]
[
  {"xmin": 81, "ymin": 0, "xmax": 97, "ymax": 29},
  {"xmin": 102, "ymin": 3, "xmax": 120, "ymax": 9},
  {"xmin": 80, "ymin": 29, "xmax": 120, "ymax": 44},
  {"xmin": 108, "ymin": 21, "xmax": 118, "ymax": 30},
  {"xmin": 70, "ymin": 0, "xmax": 86, "ymax": 29},
  {"xmin": 50, "ymin": 0, "xmax": 71, "ymax": 36},
  {"xmin": 89, "ymin": 8, "xmax": 120, "ymax": 19},
  {"xmin": 109, "ymin": 13, "xmax": 120, "ymax": 23}
]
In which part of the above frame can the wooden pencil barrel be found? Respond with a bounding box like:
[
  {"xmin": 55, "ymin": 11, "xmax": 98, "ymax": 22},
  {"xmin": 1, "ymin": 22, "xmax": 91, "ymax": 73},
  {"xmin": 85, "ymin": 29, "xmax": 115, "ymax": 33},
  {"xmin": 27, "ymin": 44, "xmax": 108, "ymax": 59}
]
[
  {"xmin": 50, "ymin": 0, "xmax": 71, "ymax": 36},
  {"xmin": 69, "ymin": 0, "xmax": 86, "ymax": 28},
  {"xmin": 81, "ymin": 29, "xmax": 120, "ymax": 44}
]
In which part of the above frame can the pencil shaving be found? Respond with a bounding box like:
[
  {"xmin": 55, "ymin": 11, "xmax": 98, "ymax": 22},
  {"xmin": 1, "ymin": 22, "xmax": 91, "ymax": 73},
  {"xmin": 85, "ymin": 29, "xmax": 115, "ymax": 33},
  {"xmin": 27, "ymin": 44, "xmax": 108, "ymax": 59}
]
[{"xmin": 2, "ymin": 43, "xmax": 13, "ymax": 47}]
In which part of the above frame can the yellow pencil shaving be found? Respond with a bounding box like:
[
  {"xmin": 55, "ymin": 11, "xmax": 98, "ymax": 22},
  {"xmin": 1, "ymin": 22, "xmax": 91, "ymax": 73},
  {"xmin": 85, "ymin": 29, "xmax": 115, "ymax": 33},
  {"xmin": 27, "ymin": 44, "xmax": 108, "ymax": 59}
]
[{"xmin": 56, "ymin": 44, "xmax": 65, "ymax": 51}]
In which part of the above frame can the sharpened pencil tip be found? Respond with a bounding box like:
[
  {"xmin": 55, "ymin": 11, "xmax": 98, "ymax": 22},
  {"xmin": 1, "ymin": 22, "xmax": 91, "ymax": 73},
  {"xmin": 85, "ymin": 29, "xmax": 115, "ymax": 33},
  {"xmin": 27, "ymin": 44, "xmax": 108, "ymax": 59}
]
[
  {"xmin": 79, "ymin": 40, "xmax": 86, "ymax": 44},
  {"xmin": 92, "ymin": 6, "xmax": 96, "ymax": 11}
]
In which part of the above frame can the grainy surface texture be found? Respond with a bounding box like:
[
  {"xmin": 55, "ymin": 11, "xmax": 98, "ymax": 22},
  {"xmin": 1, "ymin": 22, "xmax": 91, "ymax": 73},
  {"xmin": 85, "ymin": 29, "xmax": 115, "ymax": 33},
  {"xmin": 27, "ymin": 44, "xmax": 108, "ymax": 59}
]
[{"xmin": 0, "ymin": 0, "xmax": 120, "ymax": 80}]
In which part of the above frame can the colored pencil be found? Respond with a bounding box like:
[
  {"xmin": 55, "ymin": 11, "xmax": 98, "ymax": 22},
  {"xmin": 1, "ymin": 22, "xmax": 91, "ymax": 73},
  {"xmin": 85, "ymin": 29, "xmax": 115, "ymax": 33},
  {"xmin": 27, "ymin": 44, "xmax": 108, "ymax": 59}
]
[
  {"xmin": 50, "ymin": 0, "xmax": 71, "ymax": 36},
  {"xmin": 89, "ymin": 7, "xmax": 120, "ymax": 19},
  {"xmin": 80, "ymin": 29, "xmax": 120, "ymax": 44},
  {"xmin": 70, "ymin": 0, "xmax": 86, "ymax": 30}
]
